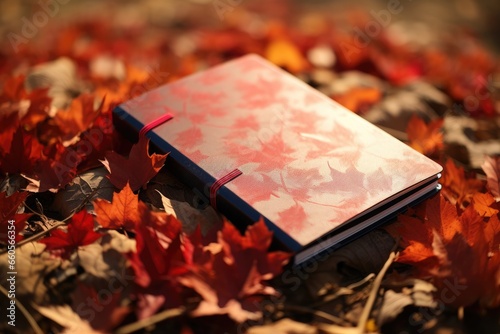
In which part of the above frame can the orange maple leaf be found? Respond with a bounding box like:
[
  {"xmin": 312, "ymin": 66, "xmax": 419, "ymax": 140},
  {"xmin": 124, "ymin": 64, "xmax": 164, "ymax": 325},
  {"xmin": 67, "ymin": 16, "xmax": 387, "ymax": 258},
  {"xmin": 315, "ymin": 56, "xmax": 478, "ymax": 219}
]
[
  {"xmin": 406, "ymin": 115, "xmax": 444, "ymax": 157},
  {"xmin": 387, "ymin": 194, "xmax": 500, "ymax": 307},
  {"xmin": 440, "ymin": 159, "xmax": 485, "ymax": 208},
  {"xmin": 332, "ymin": 87, "xmax": 382, "ymax": 114},
  {"xmin": 471, "ymin": 192, "xmax": 499, "ymax": 218},
  {"xmin": 94, "ymin": 183, "xmax": 181, "ymax": 237},
  {"xmin": 93, "ymin": 64, "xmax": 157, "ymax": 112},
  {"xmin": 94, "ymin": 183, "xmax": 143, "ymax": 230},
  {"xmin": 102, "ymin": 136, "xmax": 168, "ymax": 191},
  {"xmin": 265, "ymin": 39, "xmax": 308, "ymax": 73},
  {"xmin": 53, "ymin": 93, "xmax": 103, "ymax": 143}
]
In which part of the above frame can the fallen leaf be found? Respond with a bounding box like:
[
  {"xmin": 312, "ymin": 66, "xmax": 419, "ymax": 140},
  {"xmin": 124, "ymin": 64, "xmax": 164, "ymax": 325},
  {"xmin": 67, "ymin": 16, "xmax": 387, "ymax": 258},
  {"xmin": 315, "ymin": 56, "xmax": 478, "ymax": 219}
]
[
  {"xmin": 0, "ymin": 112, "xmax": 19, "ymax": 155},
  {"xmin": 102, "ymin": 136, "xmax": 168, "ymax": 191},
  {"xmin": 51, "ymin": 167, "xmax": 114, "ymax": 218},
  {"xmin": 406, "ymin": 115, "xmax": 444, "ymax": 157},
  {"xmin": 39, "ymin": 210, "xmax": 104, "ymax": 259},
  {"xmin": 180, "ymin": 219, "xmax": 290, "ymax": 322},
  {"xmin": 387, "ymin": 194, "xmax": 500, "ymax": 307},
  {"xmin": 71, "ymin": 281, "xmax": 131, "ymax": 332},
  {"xmin": 25, "ymin": 57, "xmax": 85, "ymax": 110},
  {"xmin": 0, "ymin": 241, "xmax": 61, "ymax": 334},
  {"xmin": 265, "ymin": 39, "xmax": 308, "ymax": 73},
  {"xmin": 37, "ymin": 304, "xmax": 105, "ymax": 334},
  {"xmin": 332, "ymin": 87, "xmax": 382, "ymax": 114},
  {"xmin": 0, "ymin": 191, "xmax": 31, "ymax": 243},
  {"xmin": 157, "ymin": 189, "xmax": 223, "ymax": 234},
  {"xmin": 53, "ymin": 93, "xmax": 103, "ymax": 144},
  {"xmin": 0, "ymin": 126, "xmax": 44, "ymax": 176},
  {"xmin": 471, "ymin": 192, "xmax": 499, "ymax": 217},
  {"xmin": 440, "ymin": 159, "xmax": 485, "ymax": 208},
  {"xmin": 377, "ymin": 283, "xmax": 436, "ymax": 326},
  {"xmin": 94, "ymin": 183, "xmax": 143, "ymax": 230}
]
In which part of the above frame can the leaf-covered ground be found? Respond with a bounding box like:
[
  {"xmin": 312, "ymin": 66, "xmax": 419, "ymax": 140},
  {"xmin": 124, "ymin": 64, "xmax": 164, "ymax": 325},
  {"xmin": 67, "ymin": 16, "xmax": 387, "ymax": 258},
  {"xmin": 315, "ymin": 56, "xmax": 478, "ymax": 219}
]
[{"xmin": 1, "ymin": 0, "xmax": 500, "ymax": 333}]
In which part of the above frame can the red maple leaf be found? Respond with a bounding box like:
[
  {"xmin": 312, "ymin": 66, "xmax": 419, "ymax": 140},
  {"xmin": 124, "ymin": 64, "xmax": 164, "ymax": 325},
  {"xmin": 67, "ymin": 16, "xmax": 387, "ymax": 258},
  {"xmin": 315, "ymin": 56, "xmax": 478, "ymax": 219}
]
[
  {"xmin": 32, "ymin": 142, "xmax": 80, "ymax": 192},
  {"xmin": 20, "ymin": 88, "xmax": 52, "ymax": 130},
  {"xmin": 127, "ymin": 219, "xmax": 186, "ymax": 317},
  {"xmin": 71, "ymin": 281, "xmax": 131, "ymax": 332},
  {"xmin": 39, "ymin": 210, "xmax": 103, "ymax": 258},
  {"xmin": 0, "ymin": 126, "xmax": 44, "ymax": 175},
  {"xmin": 0, "ymin": 124, "xmax": 78, "ymax": 192},
  {"xmin": 179, "ymin": 219, "xmax": 290, "ymax": 322},
  {"xmin": 102, "ymin": 136, "xmax": 168, "ymax": 191},
  {"xmin": 73, "ymin": 110, "xmax": 115, "ymax": 172},
  {"xmin": 0, "ymin": 112, "xmax": 19, "ymax": 157},
  {"xmin": 0, "ymin": 191, "xmax": 31, "ymax": 243}
]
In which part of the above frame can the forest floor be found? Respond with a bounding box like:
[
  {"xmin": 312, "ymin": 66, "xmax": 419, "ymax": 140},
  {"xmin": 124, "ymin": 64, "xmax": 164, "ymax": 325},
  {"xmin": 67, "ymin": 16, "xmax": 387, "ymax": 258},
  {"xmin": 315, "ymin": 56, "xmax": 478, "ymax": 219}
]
[{"xmin": 1, "ymin": 1, "xmax": 500, "ymax": 333}]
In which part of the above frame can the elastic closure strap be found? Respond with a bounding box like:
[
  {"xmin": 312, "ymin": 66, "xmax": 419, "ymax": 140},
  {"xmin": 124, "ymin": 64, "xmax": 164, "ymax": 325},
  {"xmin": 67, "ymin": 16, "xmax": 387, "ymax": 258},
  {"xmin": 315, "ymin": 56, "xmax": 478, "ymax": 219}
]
[
  {"xmin": 210, "ymin": 169, "xmax": 242, "ymax": 208},
  {"xmin": 139, "ymin": 113, "xmax": 174, "ymax": 137}
]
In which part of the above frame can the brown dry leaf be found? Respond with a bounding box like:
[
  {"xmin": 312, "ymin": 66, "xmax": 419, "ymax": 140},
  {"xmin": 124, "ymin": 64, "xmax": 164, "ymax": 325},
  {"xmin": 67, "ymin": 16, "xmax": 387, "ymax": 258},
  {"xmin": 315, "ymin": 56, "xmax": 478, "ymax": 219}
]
[
  {"xmin": 25, "ymin": 57, "xmax": 86, "ymax": 110},
  {"xmin": 156, "ymin": 190, "xmax": 222, "ymax": 234},
  {"xmin": 36, "ymin": 305, "xmax": 105, "ymax": 334}
]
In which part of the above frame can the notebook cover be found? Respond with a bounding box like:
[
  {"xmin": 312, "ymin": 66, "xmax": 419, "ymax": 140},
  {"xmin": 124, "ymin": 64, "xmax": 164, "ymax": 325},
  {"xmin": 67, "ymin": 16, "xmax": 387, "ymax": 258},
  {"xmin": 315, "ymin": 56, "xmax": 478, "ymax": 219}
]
[{"xmin": 113, "ymin": 54, "xmax": 442, "ymax": 253}]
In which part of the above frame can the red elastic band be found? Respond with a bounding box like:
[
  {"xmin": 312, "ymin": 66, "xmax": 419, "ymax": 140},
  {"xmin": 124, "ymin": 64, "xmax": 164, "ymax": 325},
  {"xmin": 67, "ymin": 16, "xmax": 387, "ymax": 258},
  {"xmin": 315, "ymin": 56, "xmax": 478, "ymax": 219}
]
[
  {"xmin": 210, "ymin": 169, "xmax": 242, "ymax": 208},
  {"xmin": 139, "ymin": 113, "xmax": 174, "ymax": 137}
]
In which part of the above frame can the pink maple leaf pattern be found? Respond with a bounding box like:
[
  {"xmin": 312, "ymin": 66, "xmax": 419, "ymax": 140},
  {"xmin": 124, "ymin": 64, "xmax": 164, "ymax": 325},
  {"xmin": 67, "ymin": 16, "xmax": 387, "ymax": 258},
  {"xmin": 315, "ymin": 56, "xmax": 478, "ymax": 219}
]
[
  {"xmin": 277, "ymin": 202, "xmax": 307, "ymax": 233},
  {"xmin": 280, "ymin": 168, "xmax": 323, "ymax": 203},
  {"xmin": 226, "ymin": 130, "xmax": 296, "ymax": 172},
  {"xmin": 287, "ymin": 107, "xmax": 323, "ymax": 134},
  {"xmin": 236, "ymin": 76, "xmax": 286, "ymax": 109},
  {"xmin": 168, "ymin": 84, "xmax": 190, "ymax": 100},
  {"xmin": 187, "ymin": 149, "xmax": 209, "ymax": 163},
  {"xmin": 366, "ymin": 167, "xmax": 393, "ymax": 193},
  {"xmin": 232, "ymin": 173, "xmax": 281, "ymax": 204},
  {"xmin": 175, "ymin": 126, "xmax": 203, "ymax": 150},
  {"xmin": 318, "ymin": 162, "xmax": 366, "ymax": 193},
  {"xmin": 254, "ymin": 132, "xmax": 296, "ymax": 172},
  {"xmin": 190, "ymin": 91, "xmax": 227, "ymax": 107},
  {"xmin": 198, "ymin": 70, "xmax": 225, "ymax": 85}
]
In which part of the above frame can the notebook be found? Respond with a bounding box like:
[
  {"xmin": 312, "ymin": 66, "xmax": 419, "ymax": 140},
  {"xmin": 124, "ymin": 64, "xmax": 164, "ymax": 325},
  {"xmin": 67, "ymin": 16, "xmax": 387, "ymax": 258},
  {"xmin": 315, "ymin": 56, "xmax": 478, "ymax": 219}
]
[{"xmin": 113, "ymin": 54, "xmax": 442, "ymax": 265}]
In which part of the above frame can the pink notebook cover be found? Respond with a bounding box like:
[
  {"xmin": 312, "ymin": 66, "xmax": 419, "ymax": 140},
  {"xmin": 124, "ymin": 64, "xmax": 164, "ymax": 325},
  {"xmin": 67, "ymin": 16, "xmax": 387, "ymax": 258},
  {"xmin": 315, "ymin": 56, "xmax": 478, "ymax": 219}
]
[{"xmin": 116, "ymin": 54, "xmax": 442, "ymax": 257}]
